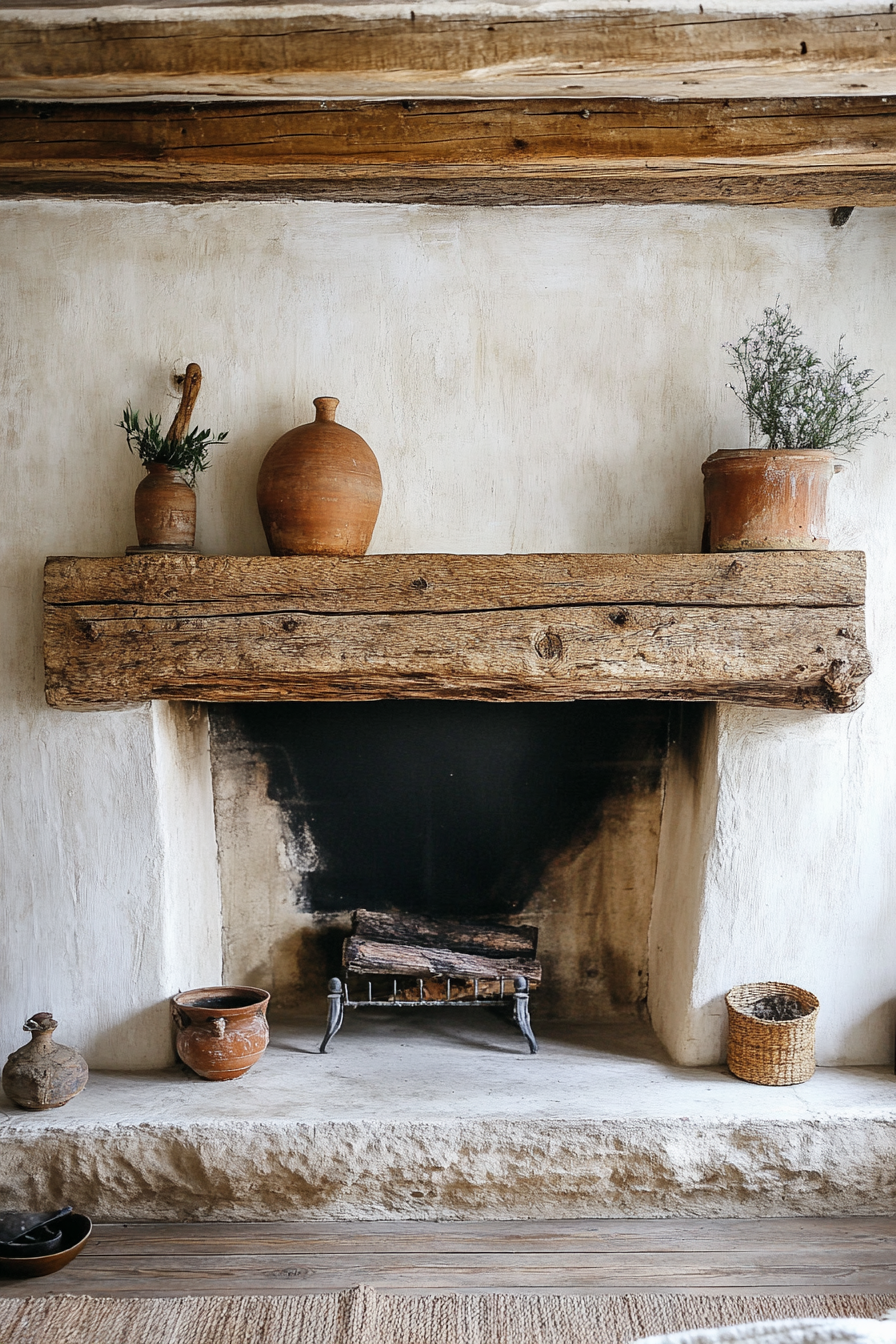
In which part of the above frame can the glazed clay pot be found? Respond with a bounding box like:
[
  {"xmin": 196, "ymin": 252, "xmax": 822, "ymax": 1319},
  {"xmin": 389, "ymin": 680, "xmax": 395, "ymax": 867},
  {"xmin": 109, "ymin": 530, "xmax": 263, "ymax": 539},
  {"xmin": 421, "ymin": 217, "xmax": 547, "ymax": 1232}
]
[
  {"xmin": 2, "ymin": 1013, "xmax": 88, "ymax": 1111},
  {"xmin": 172, "ymin": 986, "xmax": 270, "ymax": 1081},
  {"xmin": 702, "ymin": 448, "xmax": 843, "ymax": 552},
  {"xmin": 134, "ymin": 463, "xmax": 197, "ymax": 549},
  {"xmin": 257, "ymin": 397, "xmax": 382, "ymax": 556}
]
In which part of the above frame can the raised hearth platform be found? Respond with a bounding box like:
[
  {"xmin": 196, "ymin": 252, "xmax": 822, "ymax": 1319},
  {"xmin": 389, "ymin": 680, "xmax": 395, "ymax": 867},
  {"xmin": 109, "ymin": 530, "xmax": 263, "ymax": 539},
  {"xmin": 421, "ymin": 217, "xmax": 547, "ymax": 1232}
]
[{"xmin": 1, "ymin": 1016, "xmax": 894, "ymax": 1223}]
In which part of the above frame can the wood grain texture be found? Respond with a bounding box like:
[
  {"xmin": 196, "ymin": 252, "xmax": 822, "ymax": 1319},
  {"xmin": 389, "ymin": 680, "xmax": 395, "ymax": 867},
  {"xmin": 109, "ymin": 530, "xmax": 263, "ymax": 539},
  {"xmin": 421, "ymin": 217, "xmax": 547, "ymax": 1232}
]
[
  {"xmin": 2, "ymin": 98, "xmax": 895, "ymax": 205},
  {"xmin": 42, "ymin": 601, "xmax": 869, "ymax": 709},
  {"xmin": 78, "ymin": 1216, "xmax": 896, "ymax": 1256},
  {"xmin": 2, "ymin": 1217, "xmax": 896, "ymax": 1298},
  {"xmin": 42, "ymin": 553, "xmax": 870, "ymax": 712},
  {"xmin": 353, "ymin": 910, "xmax": 539, "ymax": 957},
  {"xmin": 344, "ymin": 936, "xmax": 543, "ymax": 984},
  {"xmin": 2, "ymin": 1251, "xmax": 895, "ymax": 1294},
  {"xmin": 43, "ymin": 552, "xmax": 867, "ymax": 611},
  {"xmin": 2, "ymin": 6, "xmax": 895, "ymax": 101}
]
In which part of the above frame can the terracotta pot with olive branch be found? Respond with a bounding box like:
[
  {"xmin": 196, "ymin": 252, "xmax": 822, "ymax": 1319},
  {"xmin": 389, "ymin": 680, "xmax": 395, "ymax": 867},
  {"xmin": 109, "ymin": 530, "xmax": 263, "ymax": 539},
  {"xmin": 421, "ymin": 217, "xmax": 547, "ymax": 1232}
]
[{"xmin": 120, "ymin": 363, "xmax": 228, "ymax": 552}]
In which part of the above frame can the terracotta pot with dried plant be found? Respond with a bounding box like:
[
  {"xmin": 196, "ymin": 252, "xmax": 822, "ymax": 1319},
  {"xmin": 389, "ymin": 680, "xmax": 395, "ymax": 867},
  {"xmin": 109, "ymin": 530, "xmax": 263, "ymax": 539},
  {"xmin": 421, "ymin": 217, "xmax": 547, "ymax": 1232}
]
[
  {"xmin": 704, "ymin": 305, "xmax": 886, "ymax": 552},
  {"xmin": 119, "ymin": 363, "xmax": 228, "ymax": 552}
]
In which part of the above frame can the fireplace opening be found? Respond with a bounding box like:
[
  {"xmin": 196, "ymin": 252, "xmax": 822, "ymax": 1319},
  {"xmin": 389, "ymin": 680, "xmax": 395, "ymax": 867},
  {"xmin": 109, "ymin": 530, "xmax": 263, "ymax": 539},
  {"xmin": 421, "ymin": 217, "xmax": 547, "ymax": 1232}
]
[{"xmin": 209, "ymin": 701, "xmax": 671, "ymax": 1024}]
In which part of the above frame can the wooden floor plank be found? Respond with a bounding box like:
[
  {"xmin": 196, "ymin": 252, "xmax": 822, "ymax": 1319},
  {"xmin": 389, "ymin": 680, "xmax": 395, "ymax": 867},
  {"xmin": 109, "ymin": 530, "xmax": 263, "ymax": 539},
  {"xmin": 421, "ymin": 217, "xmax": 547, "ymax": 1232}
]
[
  {"xmin": 2, "ymin": 1256, "xmax": 896, "ymax": 1298},
  {"xmin": 2, "ymin": 1218, "xmax": 894, "ymax": 1299},
  {"xmin": 84, "ymin": 1217, "xmax": 896, "ymax": 1257},
  {"xmin": 65, "ymin": 1251, "xmax": 896, "ymax": 1281}
]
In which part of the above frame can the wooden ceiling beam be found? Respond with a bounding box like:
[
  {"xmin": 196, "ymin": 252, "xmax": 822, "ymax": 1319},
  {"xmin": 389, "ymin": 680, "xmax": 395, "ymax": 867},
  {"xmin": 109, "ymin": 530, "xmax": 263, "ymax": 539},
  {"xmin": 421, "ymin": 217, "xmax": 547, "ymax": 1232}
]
[
  {"xmin": 2, "ymin": 3, "xmax": 895, "ymax": 102},
  {"xmin": 2, "ymin": 96, "xmax": 895, "ymax": 204}
]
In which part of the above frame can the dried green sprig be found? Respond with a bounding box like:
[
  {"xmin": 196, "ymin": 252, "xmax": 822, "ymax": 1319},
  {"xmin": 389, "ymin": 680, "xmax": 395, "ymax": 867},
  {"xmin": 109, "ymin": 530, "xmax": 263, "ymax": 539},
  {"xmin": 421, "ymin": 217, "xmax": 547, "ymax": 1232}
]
[
  {"xmin": 118, "ymin": 405, "xmax": 228, "ymax": 487},
  {"xmin": 725, "ymin": 303, "xmax": 886, "ymax": 452}
]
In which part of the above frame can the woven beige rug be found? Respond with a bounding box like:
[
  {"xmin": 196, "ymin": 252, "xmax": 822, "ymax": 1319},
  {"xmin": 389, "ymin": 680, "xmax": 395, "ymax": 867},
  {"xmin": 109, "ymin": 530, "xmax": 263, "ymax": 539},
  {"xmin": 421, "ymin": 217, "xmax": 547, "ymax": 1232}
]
[{"xmin": 1, "ymin": 1289, "xmax": 894, "ymax": 1344}]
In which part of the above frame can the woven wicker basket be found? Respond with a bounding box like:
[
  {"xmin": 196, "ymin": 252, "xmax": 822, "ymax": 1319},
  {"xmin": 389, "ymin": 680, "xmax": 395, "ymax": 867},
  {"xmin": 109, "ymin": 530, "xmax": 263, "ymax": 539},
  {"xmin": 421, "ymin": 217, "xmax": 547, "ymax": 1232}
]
[{"xmin": 725, "ymin": 981, "xmax": 819, "ymax": 1086}]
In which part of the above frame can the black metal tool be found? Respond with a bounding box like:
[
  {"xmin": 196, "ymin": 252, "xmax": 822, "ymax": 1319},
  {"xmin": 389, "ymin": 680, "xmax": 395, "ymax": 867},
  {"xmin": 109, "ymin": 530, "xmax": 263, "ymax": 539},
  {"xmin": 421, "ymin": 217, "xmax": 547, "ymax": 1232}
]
[{"xmin": 0, "ymin": 1208, "xmax": 72, "ymax": 1250}]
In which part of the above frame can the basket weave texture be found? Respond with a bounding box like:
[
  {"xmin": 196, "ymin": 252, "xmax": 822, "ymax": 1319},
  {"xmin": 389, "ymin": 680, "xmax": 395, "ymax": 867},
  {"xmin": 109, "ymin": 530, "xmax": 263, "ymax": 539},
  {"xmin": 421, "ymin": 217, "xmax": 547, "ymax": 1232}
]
[{"xmin": 725, "ymin": 981, "xmax": 819, "ymax": 1086}]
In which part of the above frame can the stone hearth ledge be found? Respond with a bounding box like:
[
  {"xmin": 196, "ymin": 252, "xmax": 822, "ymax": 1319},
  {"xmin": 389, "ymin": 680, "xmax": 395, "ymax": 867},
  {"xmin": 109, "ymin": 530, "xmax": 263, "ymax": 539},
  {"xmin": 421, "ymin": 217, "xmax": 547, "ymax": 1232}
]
[{"xmin": 1, "ymin": 1016, "xmax": 894, "ymax": 1222}]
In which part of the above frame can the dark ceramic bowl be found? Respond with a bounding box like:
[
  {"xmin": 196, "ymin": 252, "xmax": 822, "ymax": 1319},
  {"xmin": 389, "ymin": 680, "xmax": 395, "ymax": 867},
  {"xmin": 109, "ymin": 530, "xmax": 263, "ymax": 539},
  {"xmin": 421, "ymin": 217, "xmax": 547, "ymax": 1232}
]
[
  {"xmin": 2, "ymin": 1224, "xmax": 63, "ymax": 1257},
  {"xmin": 0, "ymin": 1213, "xmax": 91, "ymax": 1278}
]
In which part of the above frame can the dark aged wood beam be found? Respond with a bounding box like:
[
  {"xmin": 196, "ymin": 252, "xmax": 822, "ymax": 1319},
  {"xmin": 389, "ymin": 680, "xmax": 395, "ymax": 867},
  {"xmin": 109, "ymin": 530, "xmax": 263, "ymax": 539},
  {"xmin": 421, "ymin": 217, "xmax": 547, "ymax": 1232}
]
[
  {"xmin": 1, "ymin": 4, "xmax": 895, "ymax": 101},
  {"xmin": 2, "ymin": 96, "xmax": 895, "ymax": 205},
  {"xmin": 43, "ymin": 552, "xmax": 871, "ymax": 713}
]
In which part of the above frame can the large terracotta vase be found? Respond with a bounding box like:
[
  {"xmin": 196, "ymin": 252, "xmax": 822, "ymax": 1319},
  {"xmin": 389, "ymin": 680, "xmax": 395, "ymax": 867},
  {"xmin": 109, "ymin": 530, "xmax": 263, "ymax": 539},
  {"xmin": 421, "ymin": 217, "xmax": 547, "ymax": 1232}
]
[
  {"xmin": 257, "ymin": 397, "xmax": 382, "ymax": 556},
  {"xmin": 2, "ymin": 1013, "xmax": 88, "ymax": 1110},
  {"xmin": 134, "ymin": 463, "xmax": 196, "ymax": 549},
  {"xmin": 702, "ymin": 448, "xmax": 843, "ymax": 552},
  {"xmin": 172, "ymin": 986, "xmax": 270, "ymax": 1081}
]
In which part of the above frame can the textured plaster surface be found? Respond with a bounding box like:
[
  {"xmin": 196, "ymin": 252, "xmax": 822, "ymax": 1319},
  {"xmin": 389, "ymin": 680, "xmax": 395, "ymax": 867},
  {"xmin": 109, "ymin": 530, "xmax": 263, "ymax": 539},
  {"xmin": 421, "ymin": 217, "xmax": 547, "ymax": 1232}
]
[
  {"xmin": 0, "ymin": 1018, "xmax": 894, "ymax": 1222},
  {"xmin": 0, "ymin": 697, "xmax": 222, "ymax": 1071},
  {"xmin": 1, "ymin": 199, "xmax": 894, "ymax": 1068}
]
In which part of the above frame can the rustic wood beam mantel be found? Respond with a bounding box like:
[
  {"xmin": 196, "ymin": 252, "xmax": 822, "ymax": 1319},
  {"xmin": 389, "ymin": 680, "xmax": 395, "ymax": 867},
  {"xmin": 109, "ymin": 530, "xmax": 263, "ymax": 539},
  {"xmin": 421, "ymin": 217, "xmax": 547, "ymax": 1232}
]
[
  {"xmin": 2, "ymin": 94, "xmax": 895, "ymax": 205},
  {"xmin": 2, "ymin": 2, "xmax": 895, "ymax": 102},
  {"xmin": 43, "ymin": 552, "xmax": 871, "ymax": 712}
]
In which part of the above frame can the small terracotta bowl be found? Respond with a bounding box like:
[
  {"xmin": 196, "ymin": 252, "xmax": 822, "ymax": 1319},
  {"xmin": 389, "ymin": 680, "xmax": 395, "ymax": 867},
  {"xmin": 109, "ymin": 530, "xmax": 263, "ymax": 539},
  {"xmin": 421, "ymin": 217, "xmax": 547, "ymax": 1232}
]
[
  {"xmin": 172, "ymin": 986, "xmax": 271, "ymax": 1081},
  {"xmin": 0, "ymin": 1213, "xmax": 92, "ymax": 1278}
]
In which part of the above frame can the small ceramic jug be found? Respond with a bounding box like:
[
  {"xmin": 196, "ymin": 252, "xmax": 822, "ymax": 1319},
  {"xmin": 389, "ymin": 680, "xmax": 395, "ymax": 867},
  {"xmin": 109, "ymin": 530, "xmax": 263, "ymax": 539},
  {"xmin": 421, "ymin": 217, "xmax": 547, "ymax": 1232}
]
[{"xmin": 2, "ymin": 1013, "xmax": 89, "ymax": 1110}]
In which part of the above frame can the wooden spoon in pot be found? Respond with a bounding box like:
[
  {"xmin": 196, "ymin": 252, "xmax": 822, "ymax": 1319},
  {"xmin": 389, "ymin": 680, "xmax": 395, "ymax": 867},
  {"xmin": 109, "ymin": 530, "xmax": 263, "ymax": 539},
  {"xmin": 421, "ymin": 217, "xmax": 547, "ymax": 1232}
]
[{"xmin": 167, "ymin": 363, "xmax": 202, "ymax": 443}]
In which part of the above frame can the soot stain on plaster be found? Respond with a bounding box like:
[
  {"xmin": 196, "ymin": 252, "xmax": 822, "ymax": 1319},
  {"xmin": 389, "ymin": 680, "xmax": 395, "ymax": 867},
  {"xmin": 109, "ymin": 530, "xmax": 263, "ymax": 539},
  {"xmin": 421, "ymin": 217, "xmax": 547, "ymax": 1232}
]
[
  {"xmin": 212, "ymin": 700, "xmax": 670, "ymax": 922},
  {"xmin": 667, "ymin": 702, "xmax": 712, "ymax": 784}
]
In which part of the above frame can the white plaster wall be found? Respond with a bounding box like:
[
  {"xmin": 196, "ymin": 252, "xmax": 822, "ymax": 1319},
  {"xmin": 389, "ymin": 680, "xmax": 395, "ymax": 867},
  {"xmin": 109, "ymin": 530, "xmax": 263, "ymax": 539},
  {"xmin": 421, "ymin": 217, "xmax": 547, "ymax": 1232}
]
[
  {"xmin": 648, "ymin": 250, "xmax": 896, "ymax": 1066},
  {"xmin": 1, "ymin": 198, "xmax": 894, "ymax": 1065},
  {"xmin": 0, "ymin": 210, "xmax": 225, "ymax": 1067}
]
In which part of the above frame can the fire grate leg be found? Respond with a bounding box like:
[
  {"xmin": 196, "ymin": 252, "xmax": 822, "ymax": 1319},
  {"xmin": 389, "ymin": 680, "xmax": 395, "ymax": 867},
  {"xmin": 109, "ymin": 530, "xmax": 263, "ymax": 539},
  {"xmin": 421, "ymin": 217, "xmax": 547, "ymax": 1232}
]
[
  {"xmin": 513, "ymin": 976, "xmax": 538, "ymax": 1054},
  {"xmin": 319, "ymin": 978, "xmax": 345, "ymax": 1053}
]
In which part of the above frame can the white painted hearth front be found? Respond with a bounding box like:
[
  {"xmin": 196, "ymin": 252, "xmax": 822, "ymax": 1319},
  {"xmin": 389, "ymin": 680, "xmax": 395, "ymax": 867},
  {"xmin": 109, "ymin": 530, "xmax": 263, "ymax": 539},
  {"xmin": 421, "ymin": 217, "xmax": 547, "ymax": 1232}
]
[{"xmin": 2, "ymin": 199, "xmax": 894, "ymax": 1071}]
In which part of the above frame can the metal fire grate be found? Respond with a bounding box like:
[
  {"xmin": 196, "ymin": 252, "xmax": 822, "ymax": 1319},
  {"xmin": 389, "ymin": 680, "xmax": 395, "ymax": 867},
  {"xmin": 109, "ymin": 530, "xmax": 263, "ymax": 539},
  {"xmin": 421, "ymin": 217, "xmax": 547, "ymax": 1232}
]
[
  {"xmin": 319, "ymin": 974, "xmax": 537, "ymax": 1054},
  {"xmin": 319, "ymin": 909, "xmax": 542, "ymax": 1056}
]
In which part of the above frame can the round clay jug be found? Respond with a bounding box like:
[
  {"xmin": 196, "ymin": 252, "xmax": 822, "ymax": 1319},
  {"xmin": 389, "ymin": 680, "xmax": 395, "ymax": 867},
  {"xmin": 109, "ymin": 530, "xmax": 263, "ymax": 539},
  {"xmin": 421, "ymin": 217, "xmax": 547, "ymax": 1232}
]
[
  {"xmin": 702, "ymin": 448, "xmax": 843, "ymax": 552},
  {"xmin": 256, "ymin": 397, "xmax": 382, "ymax": 556},
  {"xmin": 134, "ymin": 463, "xmax": 197, "ymax": 549},
  {"xmin": 2, "ymin": 1013, "xmax": 88, "ymax": 1110},
  {"xmin": 172, "ymin": 986, "xmax": 270, "ymax": 1081}
]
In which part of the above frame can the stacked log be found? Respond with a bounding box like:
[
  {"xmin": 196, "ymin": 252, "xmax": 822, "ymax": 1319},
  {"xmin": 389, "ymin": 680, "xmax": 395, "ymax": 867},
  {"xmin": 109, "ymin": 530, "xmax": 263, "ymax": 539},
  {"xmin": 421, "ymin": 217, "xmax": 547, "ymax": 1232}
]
[{"xmin": 344, "ymin": 909, "xmax": 542, "ymax": 994}]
